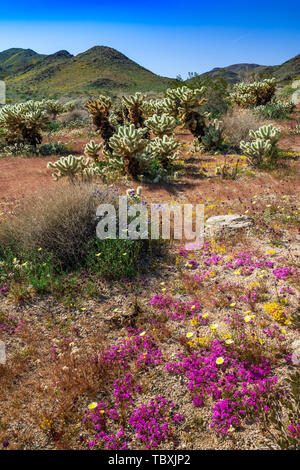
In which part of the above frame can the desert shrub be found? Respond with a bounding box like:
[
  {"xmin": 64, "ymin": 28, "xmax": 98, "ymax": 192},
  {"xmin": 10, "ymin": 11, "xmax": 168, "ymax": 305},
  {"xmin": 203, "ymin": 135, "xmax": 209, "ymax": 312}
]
[
  {"xmin": 0, "ymin": 142, "xmax": 36, "ymax": 157},
  {"xmin": 85, "ymin": 237, "xmax": 156, "ymax": 280},
  {"xmin": 222, "ymin": 108, "xmax": 265, "ymax": 150},
  {"xmin": 60, "ymin": 109, "xmax": 91, "ymax": 128},
  {"xmin": 230, "ymin": 78, "xmax": 276, "ymax": 108},
  {"xmin": 255, "ymin": 98, "xmax": 295, "ymax": 120},
  {"xmin": 38, "ymin": 141, "xmax": 69, "ymax": 156},
  {"xmin": 0, "ymin": 185, "xmax": 161, "ymax": 278},
  {"xmin": 0, "ymin": 184, "xmax": 111, "ymax": 270}
]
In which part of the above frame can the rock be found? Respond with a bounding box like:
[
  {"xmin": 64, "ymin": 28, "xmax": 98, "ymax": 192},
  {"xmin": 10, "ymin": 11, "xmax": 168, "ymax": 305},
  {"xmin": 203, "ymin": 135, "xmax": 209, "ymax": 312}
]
[
  {"xmin": 291, "ymin": 339, "xmax": 300, "ymax": 351},
  {"xmin": 0, "ymin": 341, "xmax": 6, "ymax": 365},
  {"xmin": 205, "ymin": 214, "xmax": 254, "ymax": 238},
  {"xmin": 292, "ymin": 349, "xmax": 300, "ymax": 366},
  {"xmin": 292, "ymin": 89, "xmax": 300, "ymax": 105},
  {"xmin": 291, "ymin": 80, "xmax": 300, "ymax": 89}
]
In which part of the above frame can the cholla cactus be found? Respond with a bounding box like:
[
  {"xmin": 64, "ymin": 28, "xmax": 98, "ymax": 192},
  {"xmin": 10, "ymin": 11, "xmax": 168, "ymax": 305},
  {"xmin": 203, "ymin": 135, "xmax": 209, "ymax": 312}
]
[
  {"xmin": 64, "ymin": 101, "xmax": 76, "ymax": 112},
  {"xmin": 43, "ymin": 100, "xmax": 65, "ymax": 120},
  {"xmin": 84, "ymin": 140, "xmax": 103, "ymax": 162},
  {"xmin": 109, "ymin": 124, "xmax": 148, "ymax": 177},
  {"xmin": 47, "ymin": 155, "xmax": 94, "ymax": 182},
  {"xmin": 110, "ymin": 101, "xmax": 129, "ymax": 126},
  {"xmin": 145, "ymin": 113, "xmax": 177, "ymax": 137},
  {"xmin": 141, "ymin": 98, "xmax": 178, "ymax": 118},
  {"xmin": 165, "ymin": 85, "xmax": 207, "ymax": 138},
  {"xmin": 201, "ymin": 119, "xmax": 224, "ymax": 151},
  {"xmin": 146, "ymin": 135, "xmax": 180, "ymax": 168},
  {"xmin": 122, "ymin": 92, "xmax": 146, "ymax": 128},
  {"xmin": 240, "ymin": 139, "xmax": 272, "ymax": 166},
  {"xmin": 240, "ymin": 123, "xmax": 281, "ymax": 166},
  {"xmin": 0, "ymin": 101, "xmax": 49, "ymax": 147},
  {"xmin": 230, "ymin": 78, "xmax": 276, "ymax": 108},
  {"xmin": 85, "ymin": 95, "xmax": 114, "ymax": 150},
  {"xmin": 142, "ymin": 99, "xmax": 165, "ymax": 117},
  {"xmin": 249, "ymin": 124, "xmax": 281, "ymax": 145},
  {"xmin": 82, "ymin": 165, "xmax": 102, "ymax": 179}
]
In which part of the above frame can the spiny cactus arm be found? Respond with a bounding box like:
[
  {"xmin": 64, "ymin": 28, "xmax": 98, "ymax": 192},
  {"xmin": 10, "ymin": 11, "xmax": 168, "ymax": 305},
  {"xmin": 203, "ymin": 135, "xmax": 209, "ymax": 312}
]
[
  {"xmin": 47, "ymin": 155, "xmax": 91, "ymax": 180},
  {"xmin": 249, "ymin": 124, "xmax": 281, "ymax": 144},
  {"xmin": 84, "ymin": 140, "xmax": 103, "ymax": 161},
  {"xmin": 144, "ymin": 113, "xmax": 177, "ymax": 137}
]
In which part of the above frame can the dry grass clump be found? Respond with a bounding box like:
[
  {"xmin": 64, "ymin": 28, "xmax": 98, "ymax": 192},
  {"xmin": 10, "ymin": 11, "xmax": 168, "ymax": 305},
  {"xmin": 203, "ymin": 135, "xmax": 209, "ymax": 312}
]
[
  {"xmin": 0, "ymin": 183, "xmax": 114, "ymax": 269},
  {"xmin": 222, "ymin": 107, "xmax": 265, "ymax": 150}
]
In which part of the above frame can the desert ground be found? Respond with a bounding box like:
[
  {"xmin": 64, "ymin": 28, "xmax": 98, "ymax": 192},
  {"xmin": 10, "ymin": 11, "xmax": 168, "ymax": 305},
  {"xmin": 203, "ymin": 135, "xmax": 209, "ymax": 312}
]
[{"xmin": 0, "ymin": 93, "xmax": 299, "ymax": 451}]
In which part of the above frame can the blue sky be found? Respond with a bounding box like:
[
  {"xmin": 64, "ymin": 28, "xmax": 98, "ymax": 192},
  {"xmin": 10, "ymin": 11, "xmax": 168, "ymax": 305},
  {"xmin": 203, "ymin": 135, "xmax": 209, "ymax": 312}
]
[{"xmin": 0, "ymin": 1, "xmax": 299, "ymax": 77}]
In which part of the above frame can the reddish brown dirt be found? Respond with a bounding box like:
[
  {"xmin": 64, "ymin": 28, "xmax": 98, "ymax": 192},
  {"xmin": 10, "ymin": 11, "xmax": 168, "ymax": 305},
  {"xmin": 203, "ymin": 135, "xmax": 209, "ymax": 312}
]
[
  {"xmin": 0, "ymin": 157, "xmax": 57, "ymax": 207},
  {"xmin": 0, "ymin": 105, "xmax": 299, "ymax": 209}
]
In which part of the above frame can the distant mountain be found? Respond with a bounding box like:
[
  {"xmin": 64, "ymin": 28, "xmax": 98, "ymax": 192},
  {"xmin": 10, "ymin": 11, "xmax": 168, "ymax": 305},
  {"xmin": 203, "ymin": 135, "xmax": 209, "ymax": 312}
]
[
  {"xmin": 2, "ymin": 46, "xmax": 300, "ymax": 100},
  {"xmin": 198, "ymin": 54, "xmax": 300, "ymax": 83},
  {"xmin": 2, "ymin": 46, "xmax": 173, "ymax": 99}
]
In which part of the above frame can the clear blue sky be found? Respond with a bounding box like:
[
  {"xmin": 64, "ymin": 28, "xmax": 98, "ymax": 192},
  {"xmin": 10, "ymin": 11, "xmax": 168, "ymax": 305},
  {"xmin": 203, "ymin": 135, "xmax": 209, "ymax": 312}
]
[{"xmin": 0, "ymin": 0, "xmax": 299, "ymax": 78}]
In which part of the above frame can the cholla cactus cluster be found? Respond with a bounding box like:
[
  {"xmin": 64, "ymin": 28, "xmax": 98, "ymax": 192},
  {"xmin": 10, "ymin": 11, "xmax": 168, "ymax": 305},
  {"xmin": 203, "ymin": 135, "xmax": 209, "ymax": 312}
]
[
  {"xmin": 85, "ymin": 95, "xmax": 114, "ymax": 150},
  {"xmin": 146, "ymin": 136, "xmax": 180, "ymax": 168},
  {"xmin": 0, "ymin": 98, "xmax": 73, "ymax": 147},
  {"xmin": 201, "ymin": 119, "xmax": 224, "ymax": 151},
  {"xmin": 144, "ymin": 113, "xmax": 177, "ymax": 137},
  {"xmin": 121, "ymin": 92, "xmax": 146, "ymax": 128},
  {"xmin": 240, "ymin": 124, "xmax": 281, "ymax": 166},
  {"xmin": 0, "ymin": 101, "xmax": 49, "ymax": 147},
  {"xmin": 47, "ymin": 155, "xmax": 100, "ymax": 182},
  {"xmin": 165, "ymin": 85, "xmax": 207, "ymax": 138},
  {"xmin": 230, "ymin": 78, "xmax": 276, "ymax": 108},
  {"xmin": 108, "ymin": 124, "xmax": 149, "ymax": 177}
]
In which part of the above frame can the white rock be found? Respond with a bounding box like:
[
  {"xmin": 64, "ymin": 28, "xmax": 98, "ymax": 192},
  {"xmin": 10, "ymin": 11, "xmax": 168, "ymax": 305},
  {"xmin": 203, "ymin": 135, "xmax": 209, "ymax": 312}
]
[
  {"xmin": 0, "ymin": 341, "xmax": 6, "ymax": 365},
  {"xmin": 291, "ymin": 80, "xmax": 300, "ymax": 89},
  {"xmin": 205, "ymin": 214, "xmax": 254, "ymax": 238},
  {"xmin": 291, "ymin": 339, "xmax": 300, "ymax": 350}
]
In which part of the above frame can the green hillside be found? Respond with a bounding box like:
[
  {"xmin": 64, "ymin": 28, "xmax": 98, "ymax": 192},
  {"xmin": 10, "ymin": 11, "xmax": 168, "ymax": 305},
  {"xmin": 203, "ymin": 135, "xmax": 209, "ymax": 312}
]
[
  {"xmin": 4, "ymin": 46, "xmax": 174, "ymax": 99},
  {"xmin": 0, "ymin": 48, "xmax": 46, "ymax": 77}
]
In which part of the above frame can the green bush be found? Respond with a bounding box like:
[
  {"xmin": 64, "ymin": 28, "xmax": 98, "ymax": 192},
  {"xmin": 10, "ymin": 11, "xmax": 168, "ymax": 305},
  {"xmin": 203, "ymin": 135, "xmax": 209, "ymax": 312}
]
[
  {"xmin": 255, "ymin": 99, "xmax": 295, "ymax": 120},
  {"xmin": 38, "ymin": 141, "xmax": 69, "ymax": 156}
]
